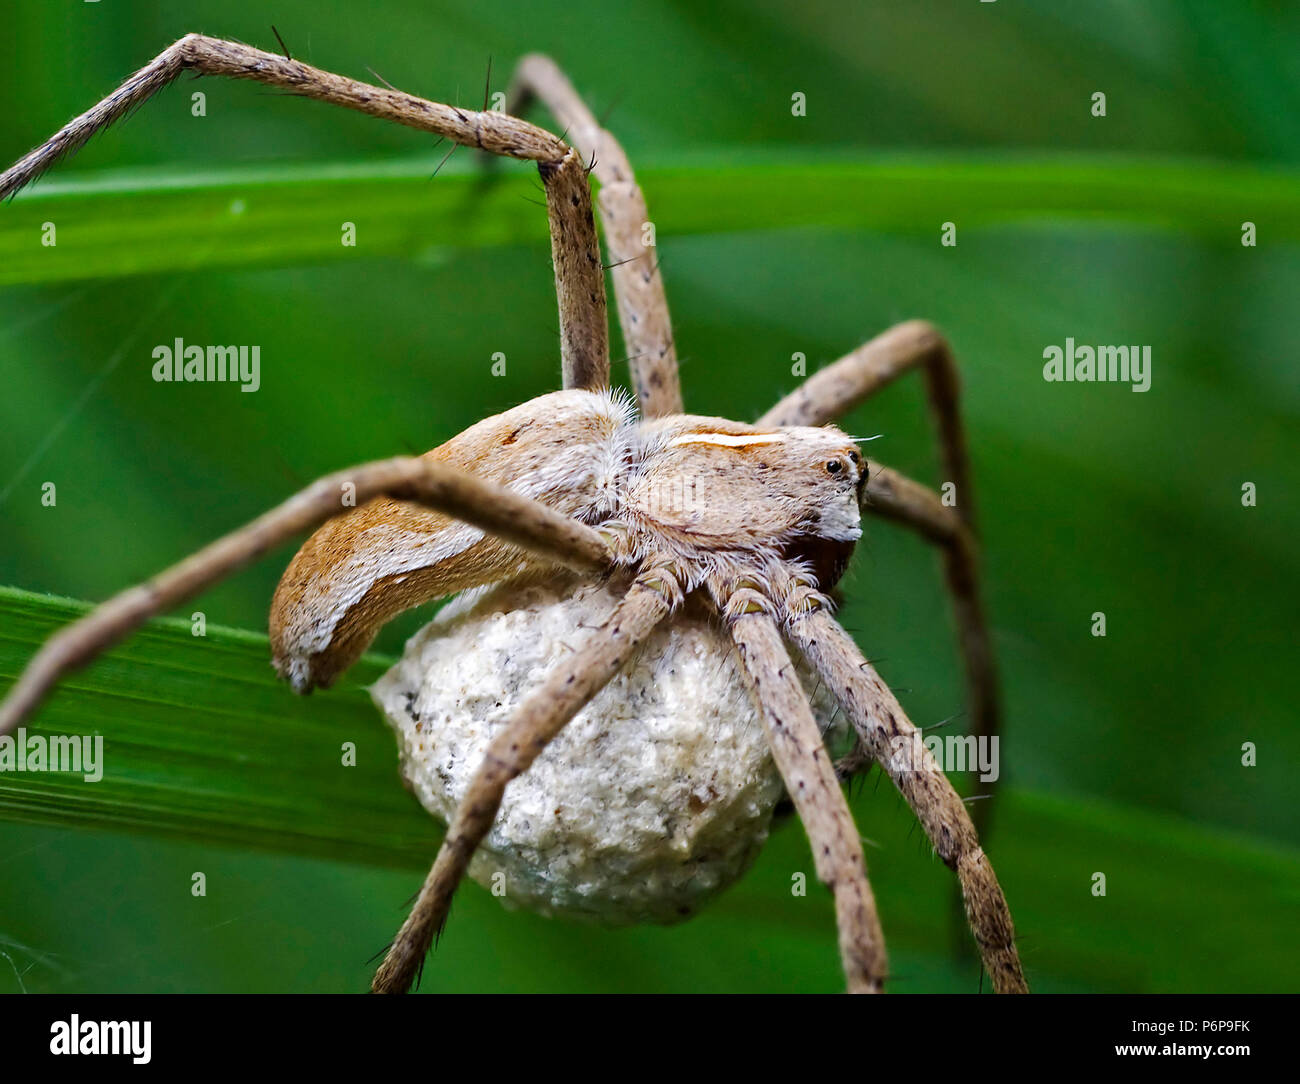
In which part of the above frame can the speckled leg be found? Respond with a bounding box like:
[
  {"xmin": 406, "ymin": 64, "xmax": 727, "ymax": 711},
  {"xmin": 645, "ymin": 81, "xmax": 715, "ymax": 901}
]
[
  {"xmin": 760, "ymin": 322, "xmax": 1001, "ymax": 837},
  {"xmin": 0, "ymin": 34, "xmax": 608, "ymax": 393},
  {"xmin": 784, "ymin": 602, "xmax": 1028, "ymax": 994},
  {"xmin": 0, "ymin": 457, "xmax": 613, "ymax": 737},
  {"xmin": 711, "ymin": 574, "xmax": 888, "ymax": 994},
  {"xmin": 506, "ymin": 54, "xmax": 683, "ymax": 418},
  {"xmin": 371, "ymin": 565, "xmax": 681, "ymax": 994}
]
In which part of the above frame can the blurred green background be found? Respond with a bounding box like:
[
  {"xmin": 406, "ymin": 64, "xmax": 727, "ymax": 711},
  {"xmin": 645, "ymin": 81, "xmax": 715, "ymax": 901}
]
[{"xmin": 1, "ymin": 0, "xmax": 1297, "ymax": 992}]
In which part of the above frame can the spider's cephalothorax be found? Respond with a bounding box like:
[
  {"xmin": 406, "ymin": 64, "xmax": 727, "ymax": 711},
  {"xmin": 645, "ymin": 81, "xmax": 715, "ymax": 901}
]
[
  {"xmin": 0, "ymin": 41, "xmax": 1027, "ymax": 994},
  {"xmin": 268, "ymin": 388, "xmax": 868, "ymax": 693}
]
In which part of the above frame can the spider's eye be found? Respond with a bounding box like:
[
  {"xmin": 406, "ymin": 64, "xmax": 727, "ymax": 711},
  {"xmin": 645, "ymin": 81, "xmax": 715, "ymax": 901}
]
[
  {"xmin": 825, "ymin": 460, "xmax": 843, "ymax": 475},
  {"xmin": 848, "ymin": 450, "xmax": 861, "ymax": 466}
]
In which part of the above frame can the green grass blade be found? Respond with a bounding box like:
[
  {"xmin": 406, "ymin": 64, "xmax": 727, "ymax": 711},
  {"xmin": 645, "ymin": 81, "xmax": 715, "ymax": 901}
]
[
  {"xmin": 0, "ymin": 586, "xmax": 439, "ymax": 867},
  {"xmin": 2, "ymin": 152, "xmax": 1296, "ymax": 285},
  {"xmin": 2, "ymin": 585, "xmax": 1297, "ymax": 990}
]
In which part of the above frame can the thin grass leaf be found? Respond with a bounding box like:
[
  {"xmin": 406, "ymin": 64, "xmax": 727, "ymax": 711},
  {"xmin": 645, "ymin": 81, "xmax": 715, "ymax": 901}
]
[
  {"xmin": 1, "ymin": 586, "xmax": 1297, "ymax": 991},
  {"xmin": 2, "ymin": 152, "xmax": 1296, "ymax": 285},
  {"xmin": 0, "ymin": 586, "xmax": 439, "ymax": 868}
]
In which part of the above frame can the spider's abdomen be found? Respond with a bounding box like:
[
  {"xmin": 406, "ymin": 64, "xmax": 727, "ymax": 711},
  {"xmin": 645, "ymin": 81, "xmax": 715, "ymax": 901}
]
[{"xmin": 372, "ymin": 573, "xmax": 841, "ymax": 925}]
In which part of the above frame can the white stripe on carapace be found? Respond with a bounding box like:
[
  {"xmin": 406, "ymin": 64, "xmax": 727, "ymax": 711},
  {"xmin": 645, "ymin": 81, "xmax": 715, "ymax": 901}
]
[{"xmin": 668, "ymin": 432, "xmax": 787, "ymax": 449}]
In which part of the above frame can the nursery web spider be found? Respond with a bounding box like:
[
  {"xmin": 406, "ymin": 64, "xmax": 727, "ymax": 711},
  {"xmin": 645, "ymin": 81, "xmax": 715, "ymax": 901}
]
[{"xmin": 0, "ymin": 37, "xmax": 1026, "ymax": 994}]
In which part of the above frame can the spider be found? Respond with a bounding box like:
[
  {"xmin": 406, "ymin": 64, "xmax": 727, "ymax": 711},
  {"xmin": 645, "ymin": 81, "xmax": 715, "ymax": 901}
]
[{"xmin": 0, "ymin": 37, "xmax": 1026, "ymax": 994}]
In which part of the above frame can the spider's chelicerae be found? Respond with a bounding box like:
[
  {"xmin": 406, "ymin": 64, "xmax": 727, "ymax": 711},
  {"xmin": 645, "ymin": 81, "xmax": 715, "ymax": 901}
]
[{"xmin": 0, "ymin": 37, "xmax": 1026, "ymax": 994}]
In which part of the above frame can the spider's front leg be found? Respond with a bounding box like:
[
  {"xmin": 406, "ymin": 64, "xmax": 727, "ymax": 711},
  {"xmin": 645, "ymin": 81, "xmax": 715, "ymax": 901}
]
[
  {"xmin": 761, "ymin": 322, "xmax": 1010, "ymax": 970},
  {"xmin": 504, "ymin": 54, "xmax": 682, "ymax": 418},
  {"xmin": 708, "ymin": 571, "xmax": 888, "ymax": 994},
  {"xmin": 781, "ymin": 588, "xmax": 1028, "ymax": 994},
  {"xmin": 0, "ymin": 453, "xmax": 614, "ymax": 736},
  {"xmin": 760, "ymin": 321, "xmax": 970, "ymax": 512},
  {"xmin": 0, "ymin": 35, "xmax": 609, "ymax": 392},
  {"xmin": 371, "ymin": 557, "xmax": 684, "ymax": 993},
  {"xmin": 760, "ymin": 322, "xmax": 1000, "ymax": 826}
]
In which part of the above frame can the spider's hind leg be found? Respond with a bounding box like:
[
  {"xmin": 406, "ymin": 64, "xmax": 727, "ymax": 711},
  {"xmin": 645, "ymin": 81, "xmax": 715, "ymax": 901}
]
[{"xmin": 503, "ymin": 54, "xmax": 682, "ymax": 419}]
